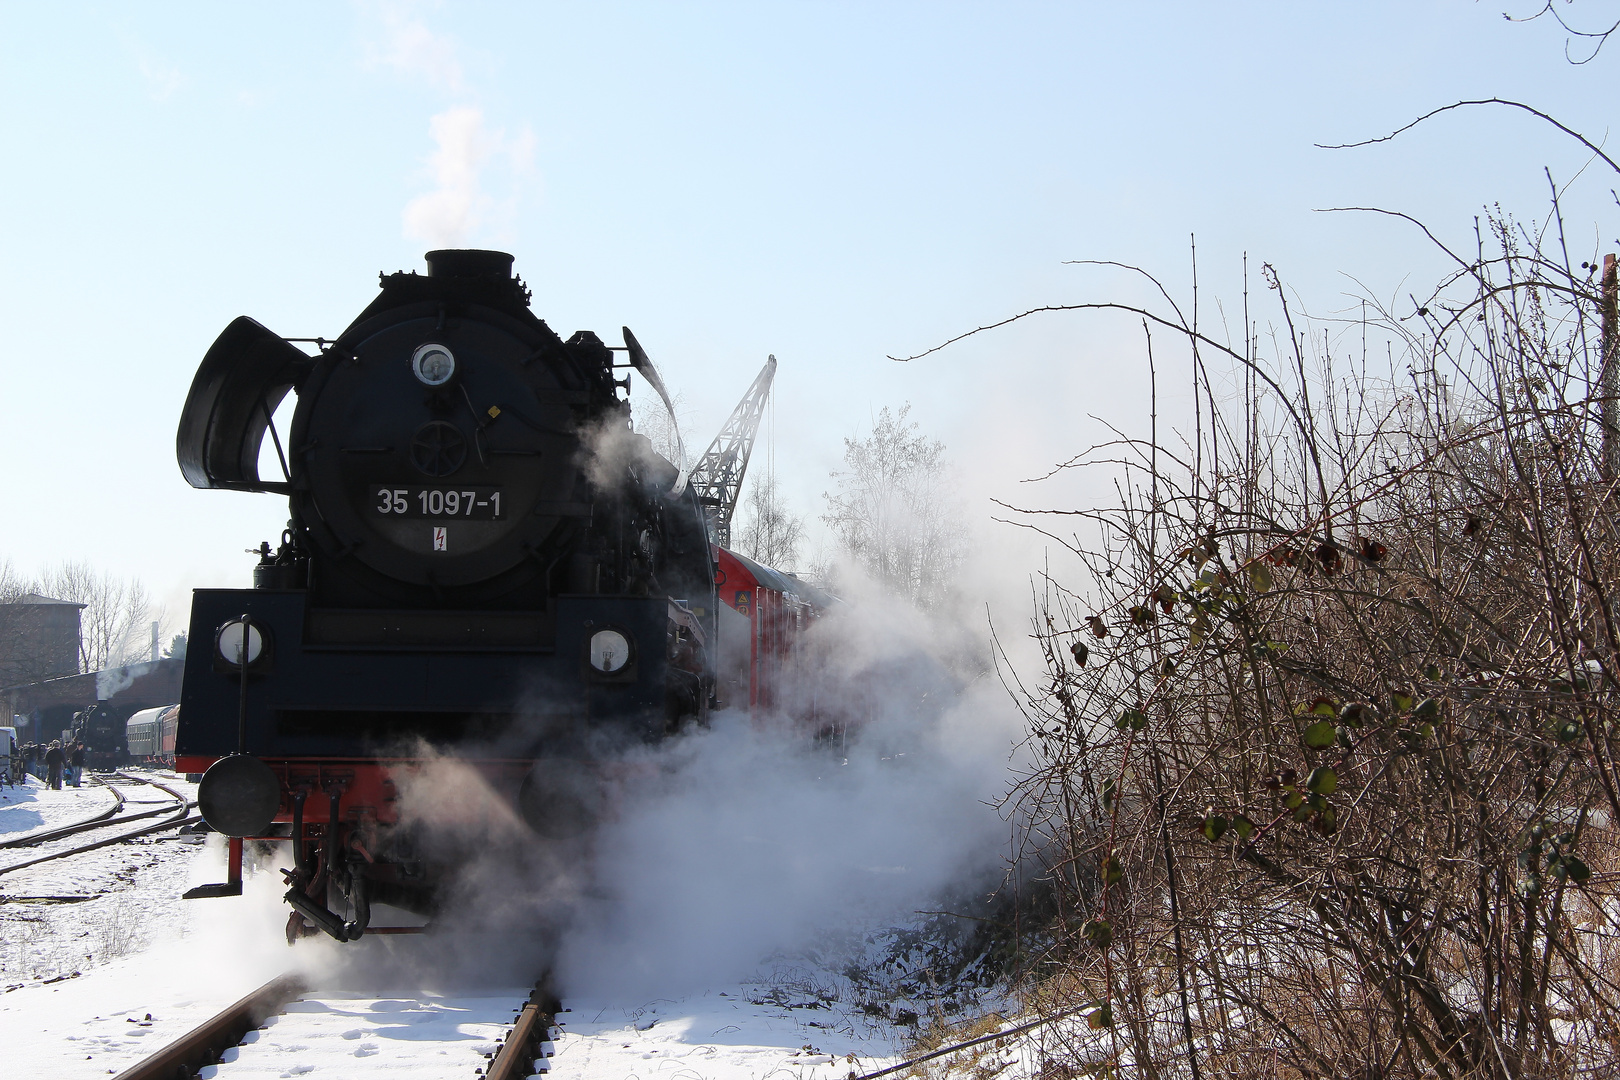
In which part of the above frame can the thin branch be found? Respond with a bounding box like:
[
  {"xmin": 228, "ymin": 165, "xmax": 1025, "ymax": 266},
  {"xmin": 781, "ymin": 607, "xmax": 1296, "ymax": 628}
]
[{"xmin": 1317, "ymin": 97, "xmax": 1620, "ymax": 178}]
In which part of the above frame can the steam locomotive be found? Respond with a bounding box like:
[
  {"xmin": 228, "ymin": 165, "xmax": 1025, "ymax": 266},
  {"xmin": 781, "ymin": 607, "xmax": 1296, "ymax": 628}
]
[
  {"xmin": 69, "ymin": 703, "xmax": 129, "ymax": 769},
  {"xmin": 174, "ymin": 250, "xmax": 719, "ymax": 941}
]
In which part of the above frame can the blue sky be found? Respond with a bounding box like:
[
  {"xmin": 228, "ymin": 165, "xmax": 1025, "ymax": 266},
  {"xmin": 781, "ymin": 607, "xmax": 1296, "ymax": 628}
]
[{"xmin": 1, "ymin": 1, "xmax": 1615, "ymax": 624}]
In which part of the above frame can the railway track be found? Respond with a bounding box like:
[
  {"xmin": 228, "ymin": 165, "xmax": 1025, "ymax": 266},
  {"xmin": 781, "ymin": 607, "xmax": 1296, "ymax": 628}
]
[
  {"xmin": 111, "ymin": 973, "xmax": 307, "ymax": 1080},
  {"xmin": 11, "ymin": 772, "xmax": 555, "ymax": 1077},
  {"xmin": 0, "ymin": 772, "xmax": 198, "ymax": 878},
  {"xmin": 111, "ymin": 973, "xmax": 557, "ymax": 1080},
  {"xmin": 0, "ymin": 773, "xmax": 128, "ymax": 848}
]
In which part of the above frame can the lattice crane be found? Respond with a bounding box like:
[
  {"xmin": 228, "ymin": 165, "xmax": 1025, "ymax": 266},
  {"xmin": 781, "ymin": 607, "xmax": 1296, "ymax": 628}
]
[{"xmin": 688, "ymin": 355, "xmax": 777, "ymax": 548}]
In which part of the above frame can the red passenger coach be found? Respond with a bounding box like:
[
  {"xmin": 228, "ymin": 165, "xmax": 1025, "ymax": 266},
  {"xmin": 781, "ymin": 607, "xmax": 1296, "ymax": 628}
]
[{"xmin": 713, "ymin": 547, "xmax": 830, "ymax": 713}]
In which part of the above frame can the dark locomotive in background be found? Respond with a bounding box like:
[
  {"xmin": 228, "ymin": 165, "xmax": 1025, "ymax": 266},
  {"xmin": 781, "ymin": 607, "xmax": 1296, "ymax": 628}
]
[{"xmin": 173, "ymin": 249, "xmax": 817, "ymax": 942}]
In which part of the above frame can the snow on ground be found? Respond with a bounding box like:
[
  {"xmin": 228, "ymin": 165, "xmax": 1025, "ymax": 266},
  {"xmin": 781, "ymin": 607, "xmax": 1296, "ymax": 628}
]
[
  {"xmin": 0, "ymin": 781, "xmax": 941, "ymax": 1080},
  {"xmin": 1, "ymin": 770, "xmax": 202, "ymax": 985},
  {"xmin": 206, "ymin": 990, "xmax": 524, "ymax": 1078},
  {"xmin": 197, "ymin": 978, "xmax": 909, "ymax": 1080},
  {"xmin": 0, "ymin": 773, "xmax": 119, "ymax": 839},
  {"xmin": 1, "ymin": 803, "xmax": 298, "ymax": 1077},
  {"xmin": 552, "ymin": 989, "xmax": 889, "ymax": 1080}
]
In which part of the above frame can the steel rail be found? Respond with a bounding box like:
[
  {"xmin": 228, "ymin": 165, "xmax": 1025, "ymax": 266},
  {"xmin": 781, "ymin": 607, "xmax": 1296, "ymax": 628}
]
[
  {"xmin": 115, "ymin": 975, "xmax": 547, "ymax": 1080},
  {"xmin": 0, "ymin": 809, "xmax": 201, "ymax": 877},
  {"xmin": 116, "ymin": 771, "xmax": 193, "ymax": 805},
  {"xmin": 484, "ymin": 982, "xmax": 558, "ymax": 1080},
  {"xmin": 0, "ymin": 773, "xmax": 194, "ymax": 862},
  {"xmin": 4, "ymin": 786, "xmax": 191, "ymax": 849},
  {"xmin": 111, "ymin": 972, "xmax": 306, "ymax": 1080}
]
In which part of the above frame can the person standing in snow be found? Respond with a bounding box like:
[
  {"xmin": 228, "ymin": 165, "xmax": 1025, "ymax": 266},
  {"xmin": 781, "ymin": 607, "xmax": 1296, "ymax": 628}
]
[
  {"xmin": 68, "ymin": 741, "xmax": 85, "ymax": 787},
  {"xmin": 44, "ymin": 741, "xmax": 64, "ymax": 790}
]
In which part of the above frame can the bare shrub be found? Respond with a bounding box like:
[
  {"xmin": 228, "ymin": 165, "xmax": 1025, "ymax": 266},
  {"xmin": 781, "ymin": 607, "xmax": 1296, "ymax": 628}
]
[{"xmin": 974, "ymin": 208, "xmax": 1620, "ymax": 1076}]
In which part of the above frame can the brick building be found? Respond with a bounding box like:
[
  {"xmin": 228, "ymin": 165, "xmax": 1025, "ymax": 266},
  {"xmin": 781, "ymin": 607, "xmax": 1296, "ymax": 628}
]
[{"xmin": 0, "ymin": 593, "xmax": 84, "ymax": 686}]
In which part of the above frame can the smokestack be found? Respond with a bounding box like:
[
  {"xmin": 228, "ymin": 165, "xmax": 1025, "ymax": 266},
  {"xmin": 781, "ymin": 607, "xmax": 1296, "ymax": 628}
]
[
  {"xmin": 151, "ymin": 621, "xmax": 160, "ymax": 664},
  {"xmin": 424, "ymin": 249, "xmax": 514, "ymax": 279}
]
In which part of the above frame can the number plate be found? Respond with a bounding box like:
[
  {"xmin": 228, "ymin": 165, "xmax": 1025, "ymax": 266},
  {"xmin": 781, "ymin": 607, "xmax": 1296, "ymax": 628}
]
[{"xmin": 369, "ymin": 486, "xmax": 506, "ymax": 520}]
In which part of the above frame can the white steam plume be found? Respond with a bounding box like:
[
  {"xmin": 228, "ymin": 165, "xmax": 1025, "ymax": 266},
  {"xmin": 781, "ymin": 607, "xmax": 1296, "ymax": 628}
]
[
  {"xmin": 403, "ymin": 106, "xmax": 536, "ymax": 249},
  {"xmin": 557, "ymin": 574, "xmax": 1024, "ymax": 998},
  {"xmin": 361, "ymin": 0, "xmax": 465, "ymax": 92},
  {"xmin": 403, "ymin": 106, "xmax": 492, "ymax": 247}
]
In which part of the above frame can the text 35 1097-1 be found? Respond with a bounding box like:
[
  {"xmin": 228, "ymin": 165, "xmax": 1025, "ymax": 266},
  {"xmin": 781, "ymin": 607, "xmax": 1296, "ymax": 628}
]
[{"xmin": 368, "ymin": 486, "xmax": 505, "ymax": 519}]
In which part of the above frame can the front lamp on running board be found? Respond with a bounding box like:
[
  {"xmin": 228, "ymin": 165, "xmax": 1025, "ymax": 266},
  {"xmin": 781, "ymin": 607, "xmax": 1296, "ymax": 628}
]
[
  {"xmin": 215, "ymin": 618, "xmax": 268, "ymax": 671},
  {"xmin": 590, "ymin": 629, "xmax": 631, "ymax": 673}
]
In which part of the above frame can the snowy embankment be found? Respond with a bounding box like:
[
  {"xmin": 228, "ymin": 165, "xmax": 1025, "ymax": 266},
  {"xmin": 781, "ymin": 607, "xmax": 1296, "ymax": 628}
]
[{"xmin": 0, "ymin": 773, "xmax": 936, "ymax": 1079}]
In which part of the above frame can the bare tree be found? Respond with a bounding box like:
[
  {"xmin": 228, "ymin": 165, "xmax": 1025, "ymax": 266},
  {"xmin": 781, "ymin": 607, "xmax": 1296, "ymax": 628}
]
[
  {"xmin": 735, "ymin": 473, "xmax": 806, "ymax": 569},
  {"xmin": 0, "ymin": 559, "xmax": 28, "ymax": 603},
  {"xmin": 36, "ymin": 561, "xmax": 154, "ymax": 672},
  {"xmin": 821, "ymin": 405, "xmax": 967, "ymax": 609}
]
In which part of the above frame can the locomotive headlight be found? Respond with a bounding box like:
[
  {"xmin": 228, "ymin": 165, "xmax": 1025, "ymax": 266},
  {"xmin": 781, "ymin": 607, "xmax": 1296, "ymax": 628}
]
[
  {"xmin": 215, "ymin": 619, "xmax": 266, "ymax": 668},
  {"xmin": 411, "ymin": 343, "xmax": 456, "ymax": 387},
  {"xmin": 589, "ymin": 629, "xmax": 631, "ymax": 673}
]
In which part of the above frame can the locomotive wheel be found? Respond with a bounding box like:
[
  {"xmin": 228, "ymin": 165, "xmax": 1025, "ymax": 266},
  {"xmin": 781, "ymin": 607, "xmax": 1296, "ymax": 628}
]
[{"xmin": 285, "ymin": 910, "xmax": 319, "ymax": 945}]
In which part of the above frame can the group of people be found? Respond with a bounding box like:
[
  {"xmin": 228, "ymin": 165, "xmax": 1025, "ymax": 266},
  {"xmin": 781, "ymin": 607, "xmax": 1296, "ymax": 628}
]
[
  {"xmin": 5, "ymin": 740, "xmax": 87, "ymax": 789},
  {"xmin": 41, "ymin": 740, "xmax": 86, "ymax": 789}
]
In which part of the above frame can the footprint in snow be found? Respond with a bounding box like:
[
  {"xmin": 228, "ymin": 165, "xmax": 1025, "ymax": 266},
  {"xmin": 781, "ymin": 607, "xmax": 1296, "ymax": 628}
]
[{"xmin": 354, "ymin": 1043, "xmax": 379, "ymax": 1057}]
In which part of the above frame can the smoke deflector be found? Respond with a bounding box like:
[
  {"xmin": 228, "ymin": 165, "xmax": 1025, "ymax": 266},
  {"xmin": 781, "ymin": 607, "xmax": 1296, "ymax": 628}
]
[{"xmin": 177, "ymin": 316, "xmax": 312, "ymax": 493}]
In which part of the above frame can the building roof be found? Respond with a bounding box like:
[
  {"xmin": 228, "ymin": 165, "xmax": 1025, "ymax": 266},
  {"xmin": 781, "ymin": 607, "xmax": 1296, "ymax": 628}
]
[{"xmin": 7, "ymin": 593, "xmax": 86, "ymax": 608}]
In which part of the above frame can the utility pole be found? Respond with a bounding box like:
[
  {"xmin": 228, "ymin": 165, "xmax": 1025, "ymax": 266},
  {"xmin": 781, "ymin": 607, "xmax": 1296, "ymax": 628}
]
[{"xmin": 1603, "ymin": 254, "xmax": 1618, "ymax": 482}]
